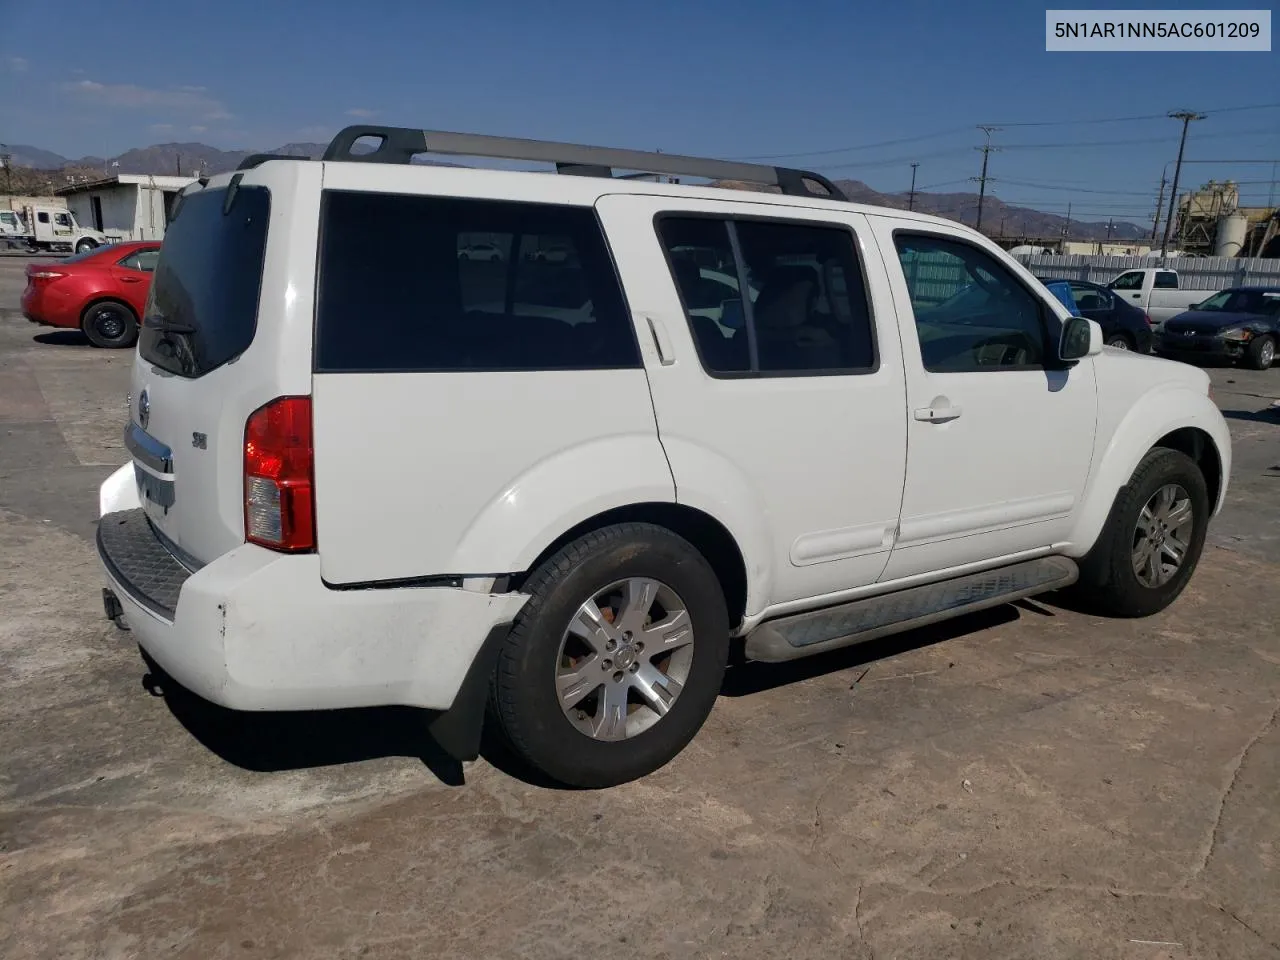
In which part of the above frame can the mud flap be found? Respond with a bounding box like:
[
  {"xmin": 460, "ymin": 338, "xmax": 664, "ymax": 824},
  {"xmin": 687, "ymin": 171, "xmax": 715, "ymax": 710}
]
[{"xmin": 427, "ymin": 622, "xmax": 510, "ymax": 761}]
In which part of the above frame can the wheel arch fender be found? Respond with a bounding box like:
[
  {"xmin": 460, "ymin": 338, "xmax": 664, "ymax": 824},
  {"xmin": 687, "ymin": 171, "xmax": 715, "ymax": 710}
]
[
  {"xmin": 1066, "ymin": 386, "xmax": 1230, "ymax": 556},
  {"xmin": 448, "ymin": 433, "xmax": 677, "ymax": 575},
  {"xmin": 80, "ymin": 295, "xmax": 138, "ymax": 323},
  {"xmin": 657, "ymin": 436, "xmax": 777, "ymax": 622}
]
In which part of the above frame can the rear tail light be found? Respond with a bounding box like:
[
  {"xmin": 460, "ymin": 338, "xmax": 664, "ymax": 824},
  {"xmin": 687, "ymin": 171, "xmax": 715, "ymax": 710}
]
[
  {"xmin": 243, "ymin": 397, "xmax": 314, "ymax": 552},
  {"xmin": 30, "ymin": 270, "xmax": 65, "ymax": 283},
  {"xmin": 1144, "ymin": 313, "xmax": 1153, "ymax": 326}
]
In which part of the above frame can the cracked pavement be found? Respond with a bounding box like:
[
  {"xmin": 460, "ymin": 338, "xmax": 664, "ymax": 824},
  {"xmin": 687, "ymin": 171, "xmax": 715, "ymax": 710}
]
[{"xmin": 1, "ymin": 255, "xmax": 1278, "ymax": 959}]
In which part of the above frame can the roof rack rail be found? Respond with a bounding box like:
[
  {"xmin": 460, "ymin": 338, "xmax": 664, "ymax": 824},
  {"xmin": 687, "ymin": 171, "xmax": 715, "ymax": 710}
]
[
  {"xmin": 237, "ymin": 153, "xmax": 311, "ymax": 171},
  {"xmin": 320, "ymin": 125, "xmax": 847, "ymax": 202}
]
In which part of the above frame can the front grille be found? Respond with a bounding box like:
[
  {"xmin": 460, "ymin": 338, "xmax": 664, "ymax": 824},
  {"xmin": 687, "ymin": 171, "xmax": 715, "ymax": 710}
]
[{"xmin": 97, "ymin": 509, "xmax": 190, "ymax": 620}]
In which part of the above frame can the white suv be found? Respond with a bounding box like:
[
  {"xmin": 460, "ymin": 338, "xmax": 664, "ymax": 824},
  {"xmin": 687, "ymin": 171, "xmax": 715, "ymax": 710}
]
[{"xmin": 98, "ymin": 126, "xmax": 1231, "ymax": 788}]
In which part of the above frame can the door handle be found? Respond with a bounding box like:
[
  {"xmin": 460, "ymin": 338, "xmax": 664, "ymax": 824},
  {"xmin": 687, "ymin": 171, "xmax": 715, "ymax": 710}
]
[
  {"xmin": 120, "ymin": 276, "xmax": 142, "ymax": 283},
  {"xmin": 913, "ymin": 402, "xmax": 962, "ymax": 423},
  {"xmin": 646, "ymin": 316, "xmax": 675, "ymax": 366}
]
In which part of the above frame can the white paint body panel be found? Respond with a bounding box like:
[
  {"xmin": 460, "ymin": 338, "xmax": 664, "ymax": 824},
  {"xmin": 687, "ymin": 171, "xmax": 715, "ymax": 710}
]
[
  {"xmin": 597, "ymin": 194, "xmax": 908, "ymax": 614},
  {"xmin": 865, "ymin": 214, "xmax": 1098, "ymax": 580},
  {"xmin": 312, "ymin": 370, "xmax": 672, "ymax": 583}
]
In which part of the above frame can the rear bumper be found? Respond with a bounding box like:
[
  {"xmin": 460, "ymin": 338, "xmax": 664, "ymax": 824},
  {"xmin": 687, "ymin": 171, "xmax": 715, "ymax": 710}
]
[
  {"xmin": 21, "ymin": 286, "xmax": 78, "ymax": 328},
  {"xmin": 97, "ymin": 499, "xmax": 528, "ymax": 712}
]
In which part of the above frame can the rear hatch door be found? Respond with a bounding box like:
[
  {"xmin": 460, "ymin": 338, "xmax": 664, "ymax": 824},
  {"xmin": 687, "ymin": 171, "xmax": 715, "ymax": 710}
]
[{"xmin": 127, "ymin": 163, "xmax": 319, "ymax": 566}]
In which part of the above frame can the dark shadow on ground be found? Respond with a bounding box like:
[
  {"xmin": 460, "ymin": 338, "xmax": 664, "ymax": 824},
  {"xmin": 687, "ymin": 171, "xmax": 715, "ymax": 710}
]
[
  {"xmin": 139, "ymin": 649, "xmax": 466, "ymax": 786},
  {"xmin": 1223, "ymin": 408, "xmax": 1280, "ymax": 424},
  {"xmin": 138, "ymin": 600, "xmax": 1039, "ymax": 791},
  {"xmin": 34, "ymin": 330, "xmax": 90, "ymax": 347},
  {"xmin": 720, "ymin": 604, "xmax": 1020, "ymax": 697}
]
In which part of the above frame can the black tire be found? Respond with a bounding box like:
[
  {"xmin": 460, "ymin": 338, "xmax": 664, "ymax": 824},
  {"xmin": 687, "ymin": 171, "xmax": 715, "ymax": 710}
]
[
  {"xmin": 81, "ymin": 300, "xmax": 138, "ymax": 349},
  {"xmin": 1244, "ymin": 334, "xmax": 1275, "ymax": 371},
  {"xmin": 1072, "ymin": 448, "xmax": 1210, "ymax": 618},
  {"xmin": 490, "ymin": 522, "xmax": 730, "ymax": 788},
  {"xmin": 75, "ymin": 238, "xmax": 97, "ymax": 254},
  {"xmin": 1104, "ymin": 333, "xmax": 1132, "ymax": 351}
]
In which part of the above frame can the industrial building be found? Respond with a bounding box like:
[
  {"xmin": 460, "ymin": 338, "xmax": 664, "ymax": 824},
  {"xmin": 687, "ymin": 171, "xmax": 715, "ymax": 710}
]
[
  {"xmin": 55, "ymin": 174, "xmax": 196, "ymax": 243},
  {"xmin": 1172, "ymin": 180, "xmax": 1280, "ymax": 258}
]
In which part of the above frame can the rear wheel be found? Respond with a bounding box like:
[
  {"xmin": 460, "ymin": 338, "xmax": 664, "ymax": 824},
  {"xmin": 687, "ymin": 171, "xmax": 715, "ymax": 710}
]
[
  {"xmin": 1105, "ymin": 333, "xmax": 1132, "ymax": 350},
  {"xmin": 81, "ymin": 300, "xmax": 138, "ymax": 349},
  {"xmin": 1072, "ymin": 448, "xmax": 1209, "ymax": 618},
  {"xmin": 1245, "ymin": 334, "xmax": 1275, "ymax": 371},
  {"xmin": 490, "ymin": 522, "xmax": 730, "ymax": 788}
]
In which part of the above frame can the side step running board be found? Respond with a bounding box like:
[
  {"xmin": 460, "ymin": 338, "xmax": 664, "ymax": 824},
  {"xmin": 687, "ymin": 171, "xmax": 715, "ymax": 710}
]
[{"xmin": 744, "ymin": 557, "xmax": 1078, "ymax": 663}]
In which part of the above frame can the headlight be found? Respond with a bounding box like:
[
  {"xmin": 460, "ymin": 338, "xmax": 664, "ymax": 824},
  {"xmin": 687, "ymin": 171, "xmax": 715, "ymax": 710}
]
[{"xmin": 1221, "ymin": 327, "xmax": 1253, "ymax": 342}]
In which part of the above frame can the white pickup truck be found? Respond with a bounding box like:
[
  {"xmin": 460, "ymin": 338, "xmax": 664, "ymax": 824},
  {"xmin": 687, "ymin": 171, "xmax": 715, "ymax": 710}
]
[{"xmin": 1106, "ymin": 268, "xmax": 1213, "ymax": 332}]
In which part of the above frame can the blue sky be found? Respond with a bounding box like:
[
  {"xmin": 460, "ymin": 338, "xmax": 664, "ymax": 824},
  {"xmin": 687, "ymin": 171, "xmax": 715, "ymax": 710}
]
[{"xmin": 2, "ymin": 0, "xmax": 1277, "ymax": 225}]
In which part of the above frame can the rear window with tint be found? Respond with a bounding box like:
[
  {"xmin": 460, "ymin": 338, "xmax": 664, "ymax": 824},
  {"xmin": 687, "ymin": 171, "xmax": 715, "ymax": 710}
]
[
  {"xmin": 138, "ymin": 185, "xmax": 270, "ymax": 378},
  {"xmin": 314, "ymin": 191, "xmax": 639, "ymax": 373}
]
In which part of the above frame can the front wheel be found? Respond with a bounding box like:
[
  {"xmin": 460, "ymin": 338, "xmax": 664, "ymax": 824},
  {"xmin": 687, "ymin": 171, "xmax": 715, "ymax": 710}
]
[
  {"xmin": 75, "ymin": 238, "xmax": 97, "ymax": 255},
  {"xmin": 490, "ymin": 523, "xmax": 730, "ymax": 788},
  {"xmin": 1245, "ymin": 334, "xmax": 1275, "ymax": 371},
  {"xmin": 81, "ymin": 300, "xmax": 138, "ymax": 348},
  {"xmin": 1072, "ymin": 448, "xmax": 1209, "ymax": 618}
]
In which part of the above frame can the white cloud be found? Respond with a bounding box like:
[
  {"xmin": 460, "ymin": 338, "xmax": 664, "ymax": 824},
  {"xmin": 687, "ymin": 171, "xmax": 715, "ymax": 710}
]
[
  {"xmin": 149, "ymin": 123, "xmax": 174, "ymax": 133},
  {"xmin": 189, "ymin": 125, "xmax": 207, "ymax": 134},
  {"xmin": 345, "ymin": 108, "xmax": 378, "ymax": 119},
  {"xmin": 61, "ymin": 80, "xmax": 234, "ymax": 122},
  {"xmin": 7, "ymin": 56, "xmax": 28, "ymax": 73}
]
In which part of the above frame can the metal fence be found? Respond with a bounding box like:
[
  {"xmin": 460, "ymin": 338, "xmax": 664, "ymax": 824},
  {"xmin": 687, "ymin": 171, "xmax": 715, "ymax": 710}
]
[{"xmin": 1013, "ymin": 254, "xmax": 1280, "ymax": 291}]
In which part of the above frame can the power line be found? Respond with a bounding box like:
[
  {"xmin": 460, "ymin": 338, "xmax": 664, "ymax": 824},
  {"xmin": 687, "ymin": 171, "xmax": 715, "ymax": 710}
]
[
  {"xmin": 729, "ymin": 126, "xmax": 970, "ymax": 161},
  {"xmin": 984, "ymin": 101, "xmax": 1280, "ymax": 128},
  {"xmin": 993, "ymin": 178, "xmax": 1150, "ymax": 196}
]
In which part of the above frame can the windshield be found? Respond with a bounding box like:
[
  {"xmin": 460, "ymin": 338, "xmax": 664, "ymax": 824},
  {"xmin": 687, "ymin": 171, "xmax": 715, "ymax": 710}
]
[
  {"xmin": 138, "ymin": 185, "xmax": 270, "ymax": 378},
  {"xmin": 1195, "ymin": 289, "xmax": 1280, "ymax": 316}
]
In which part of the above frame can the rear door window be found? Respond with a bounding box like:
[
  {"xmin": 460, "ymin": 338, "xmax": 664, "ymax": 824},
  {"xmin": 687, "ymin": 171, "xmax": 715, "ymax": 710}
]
[
  {"xmin": 315, "ymin": 191, "xmax": 639, "ymax": 373},
  {"xmin": 658, "ymin": 215, "xmax": 876, "ymax": 376},
  {"xmin": 1154, "ymin": 271, "xmax": 1178, "ymax": 289},
  {"xmin": 138, "ymin": 186, "xmax": 271, "ymax": 378}
]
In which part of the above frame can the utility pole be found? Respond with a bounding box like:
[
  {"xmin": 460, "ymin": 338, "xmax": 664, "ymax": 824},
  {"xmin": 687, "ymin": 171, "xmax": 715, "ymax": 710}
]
[
  {"xmin": 907, "ymin": 162, "xmax": 919, "ymax": 211},
  {"xmin": 972, "ymin": 126, "xmax": 1000, "ymax": 232},
  {"xmin": 1105, "ymin": 218, "xmax": 1114, "ymax": 241},
  {"xmin": 1161, "ymin": 110, "xmax": 1205, "ymax": 257},
  {"xmin": 1151, "ymin": 165, "xmax": 1168, "ymax": 240},
  {"xmin": 1063, "ymin": 202, "xmax": 1073, "ymax": 241}
]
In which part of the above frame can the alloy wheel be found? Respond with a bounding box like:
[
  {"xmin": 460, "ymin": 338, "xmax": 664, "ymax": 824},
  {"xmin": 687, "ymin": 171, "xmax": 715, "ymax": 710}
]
[
  {"xmin": 555, "ymin": 577, "xmax": 695, "ymax": 741},
  {"xmin": 1132, "ymin": 483, "xmax": 1194, "ymax": 588}
]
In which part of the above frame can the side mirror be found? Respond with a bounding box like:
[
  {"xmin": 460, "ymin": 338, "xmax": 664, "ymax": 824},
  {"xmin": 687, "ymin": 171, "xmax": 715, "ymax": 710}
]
[
  {"xmin": 1060, "ymin": 316, "xmax": 1103, "ymax": 361},
  {"xmin": 1189, "ymin": 301, "xmax": 1202, "ymax": 310}
]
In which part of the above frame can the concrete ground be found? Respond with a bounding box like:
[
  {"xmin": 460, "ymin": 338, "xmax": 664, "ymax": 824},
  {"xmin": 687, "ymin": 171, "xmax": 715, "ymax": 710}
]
[{"xmin": 1, "ymin": 253, "xmax": 1278, "ymax": 959}]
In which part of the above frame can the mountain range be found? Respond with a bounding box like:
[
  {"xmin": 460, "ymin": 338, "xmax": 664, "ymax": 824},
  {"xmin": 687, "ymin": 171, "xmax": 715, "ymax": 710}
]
[{"xmin": 2, "ymin": 141, "xmax": 1147, "ymax": 241}]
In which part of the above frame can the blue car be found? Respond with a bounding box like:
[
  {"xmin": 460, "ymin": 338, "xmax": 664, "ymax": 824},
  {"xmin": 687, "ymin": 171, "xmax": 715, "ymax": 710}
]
[{"xmin": 1156, "ymin": 287, "xmax": 1280, "ymax": 370}]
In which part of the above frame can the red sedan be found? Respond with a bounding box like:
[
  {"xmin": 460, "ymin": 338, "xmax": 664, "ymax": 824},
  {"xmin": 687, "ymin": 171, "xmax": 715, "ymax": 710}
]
[{"xmin": 21, "ymin": 241, "xmax": 161, "ymax": 348}]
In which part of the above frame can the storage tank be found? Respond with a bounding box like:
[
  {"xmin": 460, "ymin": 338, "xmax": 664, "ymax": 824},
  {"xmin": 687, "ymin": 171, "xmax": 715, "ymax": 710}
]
[{"xmin": 1214, "ymin": 212, "xmax": 1249, "ymax": 257}]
